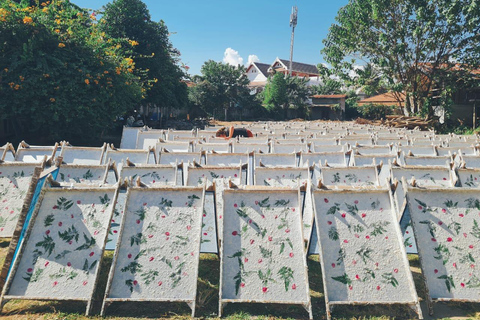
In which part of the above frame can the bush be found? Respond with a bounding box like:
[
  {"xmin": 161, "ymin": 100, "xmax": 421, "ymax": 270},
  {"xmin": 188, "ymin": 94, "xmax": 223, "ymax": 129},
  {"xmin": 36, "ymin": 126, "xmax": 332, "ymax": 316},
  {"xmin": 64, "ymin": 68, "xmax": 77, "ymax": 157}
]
[
  {"xmin": 0, "ymin": 0, "xmax": 143, "ymax": 143},
  {"xmin": 358, "ymin": 103, "xmax": 394, "ymax": 120}
]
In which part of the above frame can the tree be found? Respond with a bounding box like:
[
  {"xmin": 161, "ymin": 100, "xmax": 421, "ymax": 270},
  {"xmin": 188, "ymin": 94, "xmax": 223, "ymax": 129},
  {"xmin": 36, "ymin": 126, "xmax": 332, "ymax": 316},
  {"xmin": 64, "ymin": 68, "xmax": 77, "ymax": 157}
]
[
  {"xmin": 192, "ymin": 60, "xmax": 250, "ymax": 119},
  {"xmin": 285, "ymin": 75, "xmax": 310, "ymax": 118},
  {"xmin": 310, "ymin": 64, "xmax": 343, "ymax": 95},
  {"xmin": 263, "ymin": 73, "xmax": 288, "ymax": 115},
  {"xmin": 100, "ymin": 0, "xmax": 188, "ymax": 117},
  {"xmin": 322, "ymin": 0, "xmax": 480, "ymax": 116},
  {"xmin": 0, "ymin": 0, "xmax": 142, "ymax": 143},
  {"xmin": 263, "ymin": 73, "xmax": 310, "ymax": 119}
]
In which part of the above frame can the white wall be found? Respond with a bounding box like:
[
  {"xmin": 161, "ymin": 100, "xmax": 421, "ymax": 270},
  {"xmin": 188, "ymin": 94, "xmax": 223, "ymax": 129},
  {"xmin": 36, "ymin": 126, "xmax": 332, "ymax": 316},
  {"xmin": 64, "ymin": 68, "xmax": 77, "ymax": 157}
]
[{"xmin": 247, "ymin": 65, "xmax": 267, "ymax": 83}]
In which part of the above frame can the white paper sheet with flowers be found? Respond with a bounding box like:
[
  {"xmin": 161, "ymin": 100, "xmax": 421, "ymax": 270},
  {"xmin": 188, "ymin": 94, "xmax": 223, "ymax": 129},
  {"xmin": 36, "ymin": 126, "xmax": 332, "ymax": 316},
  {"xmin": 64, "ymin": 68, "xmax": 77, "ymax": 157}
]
[
  {"xmin": 104, "ymin": 164, "xmax": 177, "ymax": 250},
  {"xmin": 185, "ymin": 166, "xmax": 242, "ymax": 253},
  {"xmin": 313, "ymin": 188, "xmax": 422, "ymax": 320},
  {"xmin": 406, "ymin": 186, "xmax": 480, "ymax": 314},
  {"xmin": 102, "ymin": 186, "xmax": 204, "ymax": 317},
  {"xmin": 319, "ymin": 165, "xmax": 379, "ymax": 188},
  {"xmin": 391, "ymin": 165, "xmax": 454, "ymax": 219},
  {"xmin": 1, "ymin": 187, "xmax": 117, "ymax": 315},
  {"xmin": 253, "ymin": 167, "xmax": 314, "ymax": 244},
  {"xmin": 56, "ymin": 164, "xmax": 108, "ymax": 186},
  {"xmin": 0, "ymin": 163, "xmax": 41, "ymax": 238},
  {"xmin": 220, "ymin": 188, "xmax": 312, "ymax": 319}
]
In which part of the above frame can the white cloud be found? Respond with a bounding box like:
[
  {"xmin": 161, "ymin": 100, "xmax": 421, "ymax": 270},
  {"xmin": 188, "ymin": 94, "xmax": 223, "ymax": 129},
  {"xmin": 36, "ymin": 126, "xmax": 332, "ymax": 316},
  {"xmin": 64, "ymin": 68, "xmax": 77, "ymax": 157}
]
[
  {"xmin": 247, "ymin": 54, "xmax": 260, "ymax": 65},
  {"xmin": 223, "ymin": 48, "xmax": 243, "ymax": 66},
  {"xmin": 349, "ymin": 64, "xmax": 365, "ymax": 78}
]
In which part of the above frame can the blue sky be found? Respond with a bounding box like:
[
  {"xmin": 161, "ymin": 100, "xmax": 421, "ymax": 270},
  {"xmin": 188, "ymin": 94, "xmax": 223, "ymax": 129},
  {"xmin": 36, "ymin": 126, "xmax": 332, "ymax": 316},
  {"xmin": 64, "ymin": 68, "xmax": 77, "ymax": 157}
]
[{"xmin": 73, "ymin": 0, "xmax": 349, "ymax": 75}]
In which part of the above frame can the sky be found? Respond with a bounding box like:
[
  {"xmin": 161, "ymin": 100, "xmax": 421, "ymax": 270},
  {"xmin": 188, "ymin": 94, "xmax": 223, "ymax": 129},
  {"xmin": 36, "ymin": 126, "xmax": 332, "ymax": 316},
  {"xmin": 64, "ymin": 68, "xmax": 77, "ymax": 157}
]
[{"xmin": 72, "ymin": 0, "xmax": 349, "ymax": 75}]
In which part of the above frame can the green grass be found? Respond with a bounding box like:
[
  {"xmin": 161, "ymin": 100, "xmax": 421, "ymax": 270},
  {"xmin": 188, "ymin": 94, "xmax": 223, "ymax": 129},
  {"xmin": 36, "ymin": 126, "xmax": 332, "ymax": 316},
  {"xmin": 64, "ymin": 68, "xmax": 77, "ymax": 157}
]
[{"xmin": 0, "ymin": 238, "xmax": 479, "ymax": 319}]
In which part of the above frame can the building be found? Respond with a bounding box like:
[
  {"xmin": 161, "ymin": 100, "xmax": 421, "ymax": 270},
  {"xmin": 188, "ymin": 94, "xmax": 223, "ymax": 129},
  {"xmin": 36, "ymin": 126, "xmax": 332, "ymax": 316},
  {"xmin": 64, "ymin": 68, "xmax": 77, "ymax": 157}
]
[
  {"xmin": 357, "ymin": 92, "xmax": 406, "ymax": 108},
  {"xmin": 268, "ymin": 58, "xmax": 319, "ymax": 78},
  {"xmin": 245, "ymin": 62, "xmax": 270, "ymax": 94},
  {"xmin": 246, "ymin": 58, "xmax": 321, "ymax": 94},
  {"xmin": 309, "ymin": 94, "xmax": 346, "ymax": 120}
]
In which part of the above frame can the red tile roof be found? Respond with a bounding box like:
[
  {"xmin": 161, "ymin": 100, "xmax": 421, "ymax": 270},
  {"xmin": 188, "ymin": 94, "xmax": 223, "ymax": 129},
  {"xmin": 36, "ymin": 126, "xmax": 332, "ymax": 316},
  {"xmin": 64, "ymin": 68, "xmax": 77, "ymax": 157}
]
[
  {"xmin": 357, "ymin": 92, "xmax": 405, "ymax": 106},
  {"xmin": 311, "ymin": 94, "xmax": 347, "ymax": 99}
]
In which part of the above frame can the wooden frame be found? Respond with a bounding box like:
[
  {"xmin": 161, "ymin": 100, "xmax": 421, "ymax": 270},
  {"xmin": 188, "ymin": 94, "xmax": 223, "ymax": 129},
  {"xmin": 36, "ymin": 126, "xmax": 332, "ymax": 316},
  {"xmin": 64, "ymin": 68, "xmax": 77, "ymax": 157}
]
[
  {"xmin": 59, "ymin": 142, "xmax": 106, "ymax": 165},
  {"xmin": 15, "ymin": 141, "xmax": 59, "ymax": 164},
  {"xmin": 0, "ymin": 161, "xmax": 46, "ymax": 238},
  {"xmin": 55, "ymin": 163, "xmax": 111, "ymax": 186},
  {"xmin": 0, "ymin": 186, "xmax": 119, "ymax": 315},
  {"xmin": 219, "ymin": 187, "xmax": 313, "ymax": 319},
  {"xmin": 312, "ymin": 187, "xmax": 422, "ymax": 320},
  {"xmin": 104, "ymin": 144, "xmax": 152, "ymax": 165},
  {"xmin": 404, "ymin": 180, "xmax": 480, "ymax": 315},
  {"xmin": 119, "ymin": 163, "xmax": 177, "ymax": 186},
  {"xmin": 101, "ymin": 186, "xmax": 205, "ymax": 317},
  {"xmin": 0, "ymin": 143, "xmax": 16, "ymax": 162},
  {"xmin": 391, "ymin": 163, "xmax": 456, "ymax": 220}
]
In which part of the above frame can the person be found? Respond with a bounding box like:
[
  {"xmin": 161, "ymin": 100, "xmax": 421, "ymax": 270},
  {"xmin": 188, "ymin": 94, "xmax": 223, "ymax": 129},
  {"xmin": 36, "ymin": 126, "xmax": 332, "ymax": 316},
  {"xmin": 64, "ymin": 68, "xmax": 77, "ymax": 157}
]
[{"xmin": 215, "ymin": 126, "xmax": 254, "ymax": 139}]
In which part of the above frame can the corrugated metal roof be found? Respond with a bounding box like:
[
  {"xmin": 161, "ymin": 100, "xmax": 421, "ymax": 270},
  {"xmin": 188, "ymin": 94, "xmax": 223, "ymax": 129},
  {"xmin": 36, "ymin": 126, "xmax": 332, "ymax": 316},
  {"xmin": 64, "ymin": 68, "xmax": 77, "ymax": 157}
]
[{"xmin": 278, "ymin": 59, "xmax": 319, "ymax": 75}]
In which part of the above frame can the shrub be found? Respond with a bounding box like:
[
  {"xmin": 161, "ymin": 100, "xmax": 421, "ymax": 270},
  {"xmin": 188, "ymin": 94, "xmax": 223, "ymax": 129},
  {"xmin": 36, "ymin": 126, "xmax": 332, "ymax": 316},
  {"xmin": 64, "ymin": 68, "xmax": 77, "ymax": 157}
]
[{"xmin": 358, "ymin": 103, "xmax": 394, "ymax": 120}]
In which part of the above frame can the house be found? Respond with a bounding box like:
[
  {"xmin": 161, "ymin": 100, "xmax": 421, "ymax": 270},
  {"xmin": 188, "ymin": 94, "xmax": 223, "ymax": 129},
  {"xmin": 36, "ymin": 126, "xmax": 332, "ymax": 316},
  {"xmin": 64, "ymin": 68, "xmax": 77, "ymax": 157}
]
[
  {"xmin": 268, "ymin": 58, "xmax": 319, "ymax": 78},
  {"xmin": 309, "ymin": 94, "xmax": 346, "ymax": 120},
  {"xmin": 245, "ymin": 62, "xmax": 270, "ymax": 94},
  {"xmin": 357, "ymin": 92, "xmax": 406, "ymax": 108},
  {"xmin": 246, "ymin": 58, "xmax": 322, "ymax": 94}
]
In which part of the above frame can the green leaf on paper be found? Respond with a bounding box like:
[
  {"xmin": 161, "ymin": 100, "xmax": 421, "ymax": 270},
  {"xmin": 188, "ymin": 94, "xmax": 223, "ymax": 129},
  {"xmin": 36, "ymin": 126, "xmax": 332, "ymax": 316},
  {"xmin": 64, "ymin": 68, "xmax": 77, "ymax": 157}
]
[{"xmin": 331, "ymin": 273, "xmax": 351, "ymax": 285}]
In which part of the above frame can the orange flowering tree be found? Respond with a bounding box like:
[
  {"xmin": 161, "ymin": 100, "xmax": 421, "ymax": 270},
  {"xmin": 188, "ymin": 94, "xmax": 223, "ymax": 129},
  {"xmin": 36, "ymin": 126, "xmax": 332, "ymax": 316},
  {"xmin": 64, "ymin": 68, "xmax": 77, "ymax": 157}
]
[
  {"xmin": 100, "ymin": 0, "xmax": 188, "ymax": 118},
  {"xmin": 0, "ymin": 0, "xmax": 143, "ymax": 143}
]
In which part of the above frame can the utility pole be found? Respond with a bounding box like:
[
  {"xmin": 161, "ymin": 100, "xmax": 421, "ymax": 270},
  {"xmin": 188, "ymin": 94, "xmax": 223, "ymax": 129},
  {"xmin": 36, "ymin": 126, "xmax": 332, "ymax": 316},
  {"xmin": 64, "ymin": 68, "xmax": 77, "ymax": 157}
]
[{"xmin": 289, "ymin": 6, "xmax": 298, "ymax": 76}]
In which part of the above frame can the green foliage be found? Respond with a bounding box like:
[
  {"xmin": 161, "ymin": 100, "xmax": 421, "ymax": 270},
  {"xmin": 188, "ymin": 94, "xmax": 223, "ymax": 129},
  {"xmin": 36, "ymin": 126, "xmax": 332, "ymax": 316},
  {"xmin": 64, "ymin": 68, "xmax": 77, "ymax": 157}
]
[
  {"xmin": 263, "ymin": 73, "xmax": 288, "ymax": 114},
  {"xmin": 189, "ymin": 60, "xmax": 251, "ymax": 118},
  {"xmin": 75, "ymin": 233, "xmax": 96, "ymax": 251},
  {"xmin": 278, "ymin": 266, "xmax": 294, "ymax": 291},
  {"xmin": 438, "ymin": 274, "xmax": 455, "ymax": 292},
  {"xmin": 331, "ymin": 273, "xmax": 352, "ymax": 285},
  {"xmin": 358, "ymin": 103, "xmax": 394, "ymax": 120},
  {"xmin": 344, "ymin": 90, "xmax": 361, "ymax": 120},
  {"xmin": 263, "ymin": 73, "xmax": 310, "ymax": 119},
  {"xmin": 322, "ymin": 0, "xmax": 480, "ymax": 117},
  {"xmin": 0, "ymin": 0, "xmax": 142, "ymax": 142},
  {"xmin": 82, "ymin": 259, "xmax": 98, "ymax": 274},
  {"xmin": 35, "ymin": 235, "xmax": 55, "ymax": 257},
  {"xmin": 100, "ymin": 0, "xmax": 188, "ymax": 113},
  {"xmin": 58, "ymin": 225, "xmax": 79, "ymax": 243},
  {"xmin": 44, "ymin": 214, "xmax": 54, "ymax": 227}
]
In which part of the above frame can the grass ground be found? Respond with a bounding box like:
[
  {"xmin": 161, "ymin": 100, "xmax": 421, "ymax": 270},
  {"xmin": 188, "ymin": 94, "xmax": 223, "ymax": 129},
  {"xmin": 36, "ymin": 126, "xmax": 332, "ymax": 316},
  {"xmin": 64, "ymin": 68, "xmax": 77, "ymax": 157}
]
[{"xmin": 0, "ymin": 242, "xmax": 479, "ymax": 319}]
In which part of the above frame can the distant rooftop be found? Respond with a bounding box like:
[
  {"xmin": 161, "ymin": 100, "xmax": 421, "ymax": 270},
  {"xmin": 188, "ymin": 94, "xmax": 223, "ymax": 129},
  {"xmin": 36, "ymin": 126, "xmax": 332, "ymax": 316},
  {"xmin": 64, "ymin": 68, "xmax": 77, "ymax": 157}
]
[
  {"xmin": 311, "ymin": 94, "xmax": 347, "ymax": 99},
  {"xmin": 278, "ymin": 59, "xmax": 319, "ymax": 75},
  {"xmin": 357, "ymin": 92, "xmax": 406, "ymax": 106},
  {"xmin": 254, "ymin": 62, "xmax": 270, "ymax": 77}
]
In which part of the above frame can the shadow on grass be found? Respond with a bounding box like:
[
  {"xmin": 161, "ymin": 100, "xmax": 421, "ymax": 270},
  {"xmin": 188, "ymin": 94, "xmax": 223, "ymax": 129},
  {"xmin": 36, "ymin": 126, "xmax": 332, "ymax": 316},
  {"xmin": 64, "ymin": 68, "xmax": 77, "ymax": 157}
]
[{"xmin": 0, "ymin": 239, "xmax": 11, "ymax": 248}]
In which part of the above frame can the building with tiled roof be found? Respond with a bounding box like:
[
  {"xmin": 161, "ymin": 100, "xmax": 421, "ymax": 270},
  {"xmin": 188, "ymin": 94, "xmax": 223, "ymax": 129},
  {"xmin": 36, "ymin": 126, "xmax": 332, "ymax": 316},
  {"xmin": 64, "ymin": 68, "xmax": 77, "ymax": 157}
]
[
  {"xmin": 245, "ymin": 58, "xmax": 321, "ymax": 94},
  {"xmin": 246, "ymin": 62, "xmax": 270, "ymax": 84},
  {"xmin": 272, "ymin": 58, "xmax": 320, "ymax": 77},
  {"xmin": 357, "ymin": 92, "xmax": 406, "ymax": 107}
]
